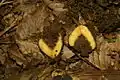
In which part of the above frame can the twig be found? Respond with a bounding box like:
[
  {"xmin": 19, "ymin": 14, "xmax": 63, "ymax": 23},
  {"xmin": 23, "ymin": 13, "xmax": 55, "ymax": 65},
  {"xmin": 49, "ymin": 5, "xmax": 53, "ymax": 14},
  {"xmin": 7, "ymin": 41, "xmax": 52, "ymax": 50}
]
[
  {"xmin": 0, "ymin": 21, "xmax": 16, "ymax": 37},
  {"xmin": 64, "ymin": 44, "xmax": 101, "ymax": 70},
  {"xmin": 74, "ymin": 52, "xmax": 101, "ymax": 70},
  {"xmin": 0, "ymin": 0, "xmax": 13, "ymax": 7},
  {"xmin": 0, "ymin": 16, "xmax": 22, "ymax": 37}
]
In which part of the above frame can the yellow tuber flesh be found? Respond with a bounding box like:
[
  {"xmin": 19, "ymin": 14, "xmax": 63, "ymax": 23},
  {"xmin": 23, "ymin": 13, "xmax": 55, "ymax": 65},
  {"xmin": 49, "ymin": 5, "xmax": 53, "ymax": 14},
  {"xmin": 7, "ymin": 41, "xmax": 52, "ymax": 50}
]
[
  {"xmin": 69, "ymin": 25, "xmax": 96, "ymax": 49},
  {"xmin": 39, "ymin": 34, "xmax": 63, "ymax": 59}
]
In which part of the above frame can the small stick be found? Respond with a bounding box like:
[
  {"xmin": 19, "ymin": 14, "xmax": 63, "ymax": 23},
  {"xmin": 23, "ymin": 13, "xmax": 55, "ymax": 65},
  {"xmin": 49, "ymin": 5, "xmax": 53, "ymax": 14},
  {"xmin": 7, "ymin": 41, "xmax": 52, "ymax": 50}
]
[
  {"xmin": 0, "ymin": 17, "xmax": 22, "ymax": 37},
  {"xmin": 0, "ymin": 25, "xmax": 15, "ymax": 37},
  {"xmin": 74, "ymin": 52, "xmax": 101, "ymax": 70},
  {"xmin": 0, "ymin": 0, "xmax": 13, "ymax": 7}
]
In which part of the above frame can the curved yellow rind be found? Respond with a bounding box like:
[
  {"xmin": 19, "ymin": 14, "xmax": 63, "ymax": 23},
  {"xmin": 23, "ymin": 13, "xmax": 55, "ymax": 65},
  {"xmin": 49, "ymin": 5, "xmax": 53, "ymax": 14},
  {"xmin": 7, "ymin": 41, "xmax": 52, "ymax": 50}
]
[
  {"xmin": 79, "ymin": 25, "xmax": 96, "ymax": 49},
  {"xmin": 39, "ymin": 34, "xmax": 63, "ymax": 59},
  {"xmin": 69, "ymin": 27, "xmax": 82, "ymax": 46},
  {"xmin": 39, "ymin": 39, "xmax": 52, "ymax": 57},
  {"xmin": 69, "ymin": 25, "xmax": 96, "ymax": 50}
]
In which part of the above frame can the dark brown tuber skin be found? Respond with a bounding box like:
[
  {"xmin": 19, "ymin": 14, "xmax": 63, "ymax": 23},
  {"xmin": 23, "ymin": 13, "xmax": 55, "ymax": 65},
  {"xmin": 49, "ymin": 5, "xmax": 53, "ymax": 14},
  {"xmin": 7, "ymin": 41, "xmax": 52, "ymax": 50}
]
[{"xmin": 74, "ymin": 35, "xmax": 92, "ymax": 57}]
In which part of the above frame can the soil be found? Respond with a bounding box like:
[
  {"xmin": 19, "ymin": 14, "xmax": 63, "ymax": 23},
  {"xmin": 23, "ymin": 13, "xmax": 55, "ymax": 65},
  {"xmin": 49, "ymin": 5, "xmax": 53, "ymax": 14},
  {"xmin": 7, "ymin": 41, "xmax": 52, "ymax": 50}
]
[{"xmin": 0, "ymin": 0, "xmax": 120, "ymax": 80}]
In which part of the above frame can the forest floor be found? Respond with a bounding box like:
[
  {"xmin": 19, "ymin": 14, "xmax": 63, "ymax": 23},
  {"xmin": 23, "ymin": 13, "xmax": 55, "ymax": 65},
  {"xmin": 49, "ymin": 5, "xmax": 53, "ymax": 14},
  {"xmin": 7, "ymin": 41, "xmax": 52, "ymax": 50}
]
[{"xmin": 0, "ymin": 0, "xmax": 120, "ymax": 80}]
